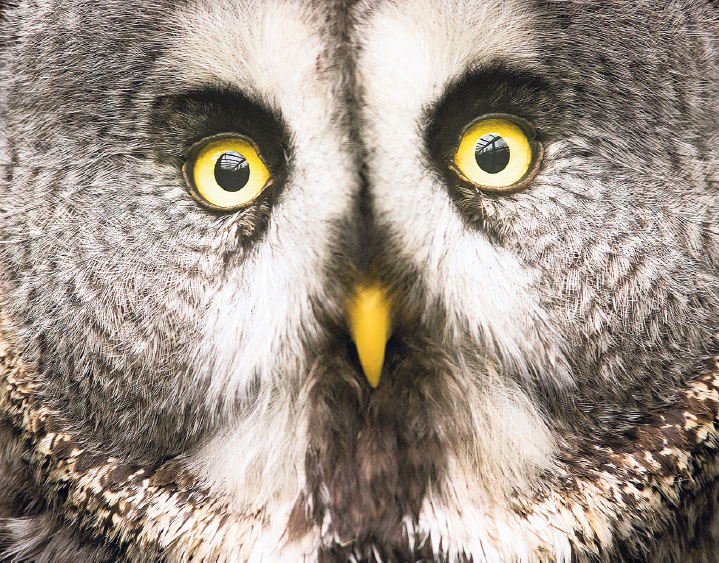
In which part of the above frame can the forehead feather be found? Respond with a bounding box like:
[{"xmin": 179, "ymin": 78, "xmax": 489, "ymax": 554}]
[
  {"xmin": 164, "ymin": 0, "xmax": 331, "ymax": 113},
  {"xmin": 354, "ymin": 0, "xmax": 540, "ymax": 114}
]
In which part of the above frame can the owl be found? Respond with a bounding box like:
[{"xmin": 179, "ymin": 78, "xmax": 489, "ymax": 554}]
[{"xmin": 0, "ymin": 0, "xmax": 718, "ymax": 561}]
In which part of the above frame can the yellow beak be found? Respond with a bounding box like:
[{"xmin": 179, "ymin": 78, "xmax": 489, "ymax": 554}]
[{"xmin": 347, "ymin": 284, "xmax": 392, "ymax": 388}]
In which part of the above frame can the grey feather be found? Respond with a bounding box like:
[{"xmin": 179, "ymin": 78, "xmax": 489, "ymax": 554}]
[{"xmin": 0, "ymin": 0, "xmax": 718, "ymax": 560}]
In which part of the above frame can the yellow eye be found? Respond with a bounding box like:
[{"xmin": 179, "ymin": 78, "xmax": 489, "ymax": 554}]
[
  {"xmin": 183, "ymin": 135, "xmax": 271, "ymax": 210},
  {"xmin": 451, "ymin": 114, "xmax": 542, "ymax": 193}
]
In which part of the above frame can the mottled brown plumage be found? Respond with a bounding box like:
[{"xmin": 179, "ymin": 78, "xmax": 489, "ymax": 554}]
[{"xmin": 1, "ymin": 314, "xmax": 719, "ymax": 560}]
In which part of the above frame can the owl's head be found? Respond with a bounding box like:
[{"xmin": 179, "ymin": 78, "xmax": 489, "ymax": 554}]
[{"xmin": 0, "ymin": 0, "xmax": 718, "ymax": 560}]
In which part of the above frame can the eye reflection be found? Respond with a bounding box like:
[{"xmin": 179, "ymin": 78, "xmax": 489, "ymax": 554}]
[
  {"xmin": 475, "ymin": 134, "xmax": 510, "ymax": 174},
  {"xmin": 214, "ymin": 151, "xmax": 250, "ymax": 192}
]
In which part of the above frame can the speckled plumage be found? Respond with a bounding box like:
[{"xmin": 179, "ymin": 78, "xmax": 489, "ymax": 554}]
[{"xmin": 0, "ymin": 0, "xmax": 718, "ymax": 561}]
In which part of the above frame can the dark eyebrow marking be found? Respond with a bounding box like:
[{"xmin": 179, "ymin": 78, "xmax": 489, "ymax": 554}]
[
  {"xmin": 148, "ymin": 86, "xmax": 290, "ymax": 173},
  {"xmin": 424, "ymin": 63, "xmax": 553, "ymax": 165}
]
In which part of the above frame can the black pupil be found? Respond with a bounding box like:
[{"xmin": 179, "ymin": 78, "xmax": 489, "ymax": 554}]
[
  {"xmin": 475, "ymin": 134, "xmax": 510, "ymax": 174},
  {"xmin": 214, "ymin": 151, "xmax": 250, "ymax": 192}
]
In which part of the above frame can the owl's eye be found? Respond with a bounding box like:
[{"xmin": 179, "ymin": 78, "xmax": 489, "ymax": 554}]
[
  {"xmin": 450, "ymin": 114, "xmax": 542, "ymax": 193},
  {"xmin": 182, "ymin": 135, "xmax": 271, "ymax": 210}
]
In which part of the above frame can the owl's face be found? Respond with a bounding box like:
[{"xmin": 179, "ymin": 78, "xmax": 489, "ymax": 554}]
[{"xmin": 1, "ymin": 0, "xmax": 718, "ymax": 559}]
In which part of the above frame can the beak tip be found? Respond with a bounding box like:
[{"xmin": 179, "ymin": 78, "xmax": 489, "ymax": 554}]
[{"xmin": 366, "ymin": 371, "xmax": 381, "ymax": 389}]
